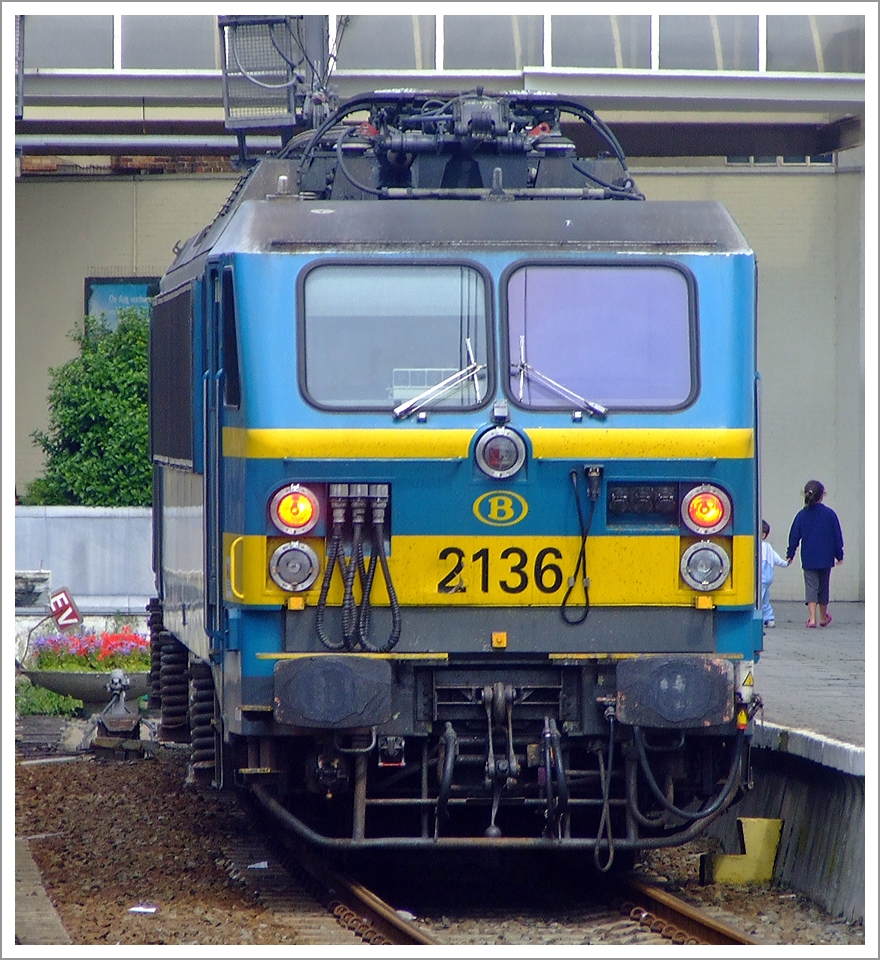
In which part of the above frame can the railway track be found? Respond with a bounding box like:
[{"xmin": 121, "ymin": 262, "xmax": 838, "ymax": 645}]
[
  {"xmin": 13, "ymin": 721, "xmax": 786, "ymax": 946},
  {"xmin": 223, "ymin": 815, "xmax": 758, "ymax": 947},
  {"xmin": 614, "ymin": 876, "xmax": 759, "ymax": 946},
  {"xmin": 248, "ymin": 786, "xmax": 759, "ymax": 947}
]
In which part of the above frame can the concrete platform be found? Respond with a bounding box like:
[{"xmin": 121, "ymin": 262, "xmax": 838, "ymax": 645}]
[
  {"xmin": 709, "ymin": 600, "xmax": 869, "ymax": 922},
  {"xmin": 752, "ymin": 600, "xmax": 866, "ymax": 775},
  {"xmin": 15, "ymin": 837, "xmax": 71, "ymax": 945}
]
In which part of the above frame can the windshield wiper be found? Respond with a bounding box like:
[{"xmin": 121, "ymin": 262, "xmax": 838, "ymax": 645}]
[
  {"xmin": 393, "ymin": 340, "xmax": 485, "ymax": 421},
  {"xmin": 515, "ymin": 336, "xmax": 607, "ymax": 419}
]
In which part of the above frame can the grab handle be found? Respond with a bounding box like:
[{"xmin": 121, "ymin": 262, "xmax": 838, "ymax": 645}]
[{"xmin": 229, "ymin": 536, "xmax": 245, "ymax": 600}]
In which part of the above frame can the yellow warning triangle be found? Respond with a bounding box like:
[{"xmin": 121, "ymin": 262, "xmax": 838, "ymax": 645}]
[{"xmin": 742, "ymin": 671, "xmax": 754, "ymax": 686}]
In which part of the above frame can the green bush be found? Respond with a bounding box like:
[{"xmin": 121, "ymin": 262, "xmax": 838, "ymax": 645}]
[
  {"xmin": 15, "ymin": 676, "xmax": 82, "ymax": 717},
  {"xmin": 21, "ymin": 308, "xmax": 151, "ymax": 506}
]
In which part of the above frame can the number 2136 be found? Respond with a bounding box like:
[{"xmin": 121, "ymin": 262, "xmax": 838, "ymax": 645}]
[{"xmin": 437, "ymin": 546, "xmax": 564, "ymax": 594}]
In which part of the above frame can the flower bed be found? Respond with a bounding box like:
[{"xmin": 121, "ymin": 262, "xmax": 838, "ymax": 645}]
[{"xmin": 30, "ymin": 626, "xmax": 151, "ymax": 673}]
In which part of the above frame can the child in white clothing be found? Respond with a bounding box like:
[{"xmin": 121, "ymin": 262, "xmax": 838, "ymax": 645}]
[{"xmin": 761, "ymin": 519, "xmax": 790, "ymax": 627}]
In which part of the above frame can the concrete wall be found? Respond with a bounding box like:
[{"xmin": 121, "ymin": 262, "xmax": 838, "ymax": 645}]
[
  {"xmin": 15, "ymin": 506, "xmax": 154, "ymax": 614},
  {"xmin": 14, "ymin": 174, "xmax": 239, "ymax": 488},
  {"xmin": 14, "ymin": 159, "xmax": 865, "ymax": 601},
  {"xmin": 635, "ymin": 162, "xmax": 864, "ymax": 601},
  {"xmin": 707, "ymin": 750, "xmax": 865, "ymax": 923}
]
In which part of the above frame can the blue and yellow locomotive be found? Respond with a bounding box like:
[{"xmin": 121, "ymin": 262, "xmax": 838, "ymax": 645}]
[{"xmin": 149, "ymin": 91, "xmax": 763, "ymax": 859}]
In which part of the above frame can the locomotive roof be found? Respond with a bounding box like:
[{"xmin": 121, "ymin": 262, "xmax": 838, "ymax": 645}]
[{"xmin": 161, "ymin": 159, "xmax": 751, "ymax": 289}]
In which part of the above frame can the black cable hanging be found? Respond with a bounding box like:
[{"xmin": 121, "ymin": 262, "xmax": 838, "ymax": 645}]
[
  {"xmin": 633, "ymin": 726, "xmax": 746, "ymax": 823},
  {"xmin": 356, "ymin": 491, "xmax": 402, "ymax": 653},
  {"xmin": 341, "ymin": 493, "xmax": 368, "ymax": 648},
  {"xmin": 315, "ymin": 522, "xmax": 347, "ymax": 651},
  {"xmin": 561, "ymin": 469, "xmax": 596, "ymax": 624},
  {"xmin": 571, "ymin": 160, "xmax": 645, "ymax": 200},
  {"xmin": 593, "ymin": 710, "xmax": 617, "ymax": 872}
]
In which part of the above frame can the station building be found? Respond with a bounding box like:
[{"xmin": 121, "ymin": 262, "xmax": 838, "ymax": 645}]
[{"xmin": 11, "ymin": 11, "xmax": 870, "ymax": 601}]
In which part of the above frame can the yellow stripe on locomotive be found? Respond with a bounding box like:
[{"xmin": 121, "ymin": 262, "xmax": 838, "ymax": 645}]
[
  {"xmin": 223, "ymin": 426, "xmax": 755, "ymax": 461},
  {"xmin": 223, "ymin": 532, "xmax": 755, "ymax": 608}
]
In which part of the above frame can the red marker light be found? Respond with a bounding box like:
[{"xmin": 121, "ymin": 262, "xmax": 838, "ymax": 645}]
[
  {"xmin": 270, "ymin": 484, "xmax": 319, "ymax": 535},
  {"xmin": 687, "ymin": 492, "xmax": 725, "ymax": 529},
  {"xmin": 681, "ymin": 485, "xmax": 731, "ymax": 535}
]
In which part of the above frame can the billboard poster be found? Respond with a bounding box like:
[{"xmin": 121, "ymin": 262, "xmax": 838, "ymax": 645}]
[{"xmin": 84, "ymin": 277, "xmax": 160, "ymax": 328}]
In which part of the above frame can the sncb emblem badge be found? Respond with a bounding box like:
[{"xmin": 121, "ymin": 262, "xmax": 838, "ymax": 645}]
[{"xmin": 473, "ymin": 491, "xmax": 529, "ymax": 527}]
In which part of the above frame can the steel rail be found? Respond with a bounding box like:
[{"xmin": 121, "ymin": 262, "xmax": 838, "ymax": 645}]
[
  {"xmin": 251, "ymin": 789, "xmax": 438, "ymax": 945},
  {"xmin": 617, "ymin": 875, "xmax": 761, "ymax": 946}
]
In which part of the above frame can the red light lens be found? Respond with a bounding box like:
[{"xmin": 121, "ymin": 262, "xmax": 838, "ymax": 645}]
[
  {"xmin": 269, "ymin": 484, "xmax": 319, "ymax": 534},
  {"xmin": 687, "ymin": 492, "xmax": 726, "ymax": 529},
  {"xmin": 277, "ymin": 492, "xmax": 314, "ymax": 529}
]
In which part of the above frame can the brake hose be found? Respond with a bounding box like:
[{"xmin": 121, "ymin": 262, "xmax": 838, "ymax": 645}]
[
  {"xmin": 549, "ymin": 718, "xmax": 569, "ymax": 826},
  {"xmin": 633, "ymin": 725, "xmax": 745, "ymax": 823},
  {"xmin": 541, "ymin": 718, "xmax": 556, "ymax": 838},
  {"xmin": 437, "ymin": 722, "xmax": 458, "ymax": 825}
]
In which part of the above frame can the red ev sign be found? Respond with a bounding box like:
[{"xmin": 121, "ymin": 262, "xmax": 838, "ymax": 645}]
[{"xmin": 49, "ymin": 588, "xmax": 83, "ymax": 630}]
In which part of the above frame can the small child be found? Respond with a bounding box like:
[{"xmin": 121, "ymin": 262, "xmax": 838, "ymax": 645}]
[{"xmin": 761, "ymin": 519, "xmax": 789, "ymax": 627}]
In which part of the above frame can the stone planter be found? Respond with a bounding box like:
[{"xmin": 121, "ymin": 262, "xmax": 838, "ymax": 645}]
[{"xmin": 23, "ymin": 670, "xmax": 150, "ymax": 713}]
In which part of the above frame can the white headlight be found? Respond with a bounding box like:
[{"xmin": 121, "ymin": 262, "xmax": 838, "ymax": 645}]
[
  {"xmin": 680, "ymin": 541, "xmax": 730, "ymax": 591},
  {"xmin": 475, "ymin": 427, "xmax": 526, "ymax": 479},
  {"xmin": 269, "ymin": 541, "xmax": 320, "ymax": 592}
]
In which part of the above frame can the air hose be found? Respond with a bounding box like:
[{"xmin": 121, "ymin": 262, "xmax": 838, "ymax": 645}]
[
  {"xmin": 540, "ymin": 717, "xmax": 569, "ymax": 838},
  {"xmin": 541, "ymin": 718, "xmax": 556, "ymax": 837},
  {"xmin": 593, "ymin": 708, "xmax": 617, "ymax": 872},
  {"xmin": 357, "ymin": 485, "xmax": 402, "ymax": 653},
  {"xmin": 549, "ymin": 718, "xmax": 569, "ymax": 824},
  {"xmin": 437, "ymin": 721, "xmax": 458, "ymax": 825},
  {"xmin": 633, "ymin": 725, "xmax": 746, "ymax": 823}
]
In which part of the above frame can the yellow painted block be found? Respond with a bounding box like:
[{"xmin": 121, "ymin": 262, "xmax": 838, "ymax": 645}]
[
  {"xmin": 700, "ymin": 817, "xmax": 783, "ymax": 884},
  {"xmin": 492, "ymin": 631, "xmax": 508, "ymax": 649}
]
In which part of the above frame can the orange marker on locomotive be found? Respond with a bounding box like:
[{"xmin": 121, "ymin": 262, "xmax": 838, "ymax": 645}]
[{"xmin": 149, "ymin": 89, "xmax": 763, "ymax": 858}]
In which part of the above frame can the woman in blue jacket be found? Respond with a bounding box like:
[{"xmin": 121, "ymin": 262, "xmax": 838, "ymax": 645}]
[{"xmin": 786, "ymin": 480, "xmax": 844, "ymax": 628}]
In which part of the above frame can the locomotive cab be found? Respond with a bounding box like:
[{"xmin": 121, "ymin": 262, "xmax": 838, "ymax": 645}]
[{"xmin": 150, "ymin": 91, "xmax": 763, "ymax": 859}]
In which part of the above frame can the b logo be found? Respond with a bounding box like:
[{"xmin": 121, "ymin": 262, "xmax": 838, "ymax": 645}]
[{"xmin": 473, "ymin": 491, "xmax": 529, "ymax": 526}]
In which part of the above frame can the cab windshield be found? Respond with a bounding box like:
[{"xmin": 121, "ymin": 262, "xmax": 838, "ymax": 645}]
[
  {"xmin": 301, "ymin": 263, "xmax": 490, "ymax": 411},
  {"xmin": 505, "ymin": 264, "xmax": 695, "ymax": 411}
]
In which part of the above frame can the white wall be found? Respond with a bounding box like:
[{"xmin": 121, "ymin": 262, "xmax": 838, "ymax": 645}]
[
  {"xmin": 14, "ymin": 174, "xmax": 239, "ymax": 487},
  {"xmin": 636, "ymin": 162, "xmax": 864, "ymax": 601},
  {"xmin": 15, "ymin": 506, "xmax": 154, "ymax": 613}
]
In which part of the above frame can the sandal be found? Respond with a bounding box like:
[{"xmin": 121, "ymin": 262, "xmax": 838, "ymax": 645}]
[
  {"xmin": 820, "ymin": 615, "xmax": 832, "ymax": 627},
  {"xmin": 806, "ymin": 620, "xmax": 817, "ymax": 628}
]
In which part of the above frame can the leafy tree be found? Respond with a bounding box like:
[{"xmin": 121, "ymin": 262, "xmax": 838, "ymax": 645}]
[{"xmin": 22, "ymin": 308, "xmax": 152, "ymax": 506}]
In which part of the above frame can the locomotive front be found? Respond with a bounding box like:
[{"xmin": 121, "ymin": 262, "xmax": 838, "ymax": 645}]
[{"xmin": 150, "ymin": 92, "xmax": 764, "ymax": 859}]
